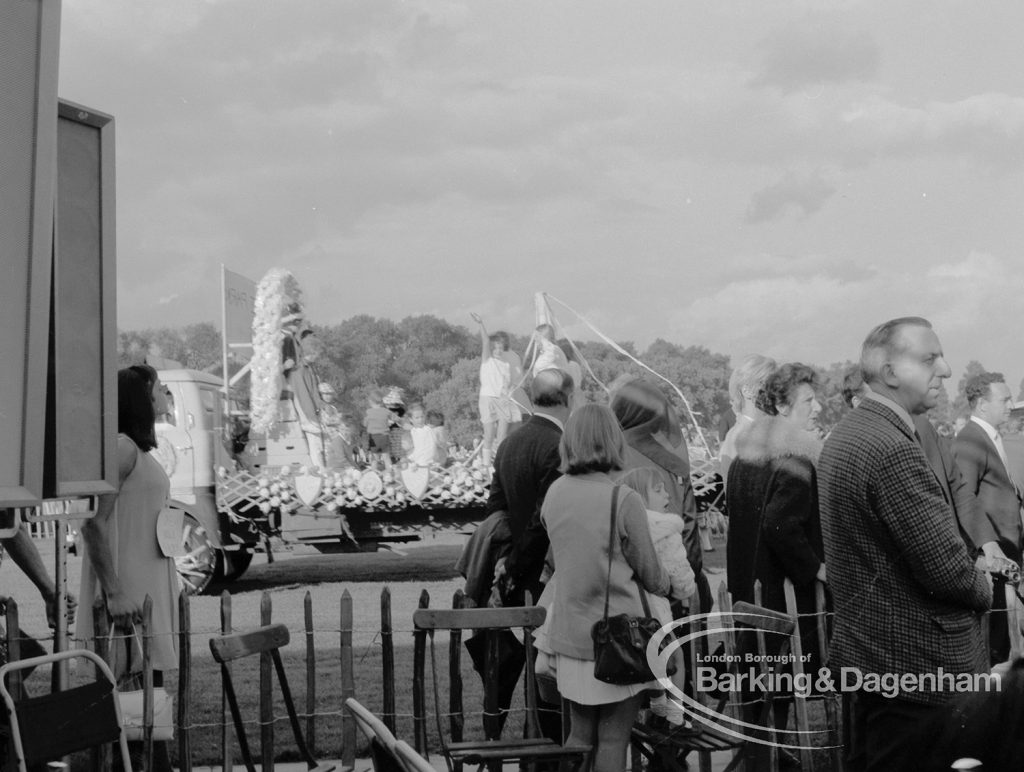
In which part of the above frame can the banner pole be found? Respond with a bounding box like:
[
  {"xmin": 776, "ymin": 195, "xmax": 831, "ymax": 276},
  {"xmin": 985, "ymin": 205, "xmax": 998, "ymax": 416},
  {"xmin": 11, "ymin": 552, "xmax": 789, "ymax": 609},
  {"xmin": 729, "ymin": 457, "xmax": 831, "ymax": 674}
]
[{"xmin": 220, "ymin": 264, "xmax": 231, "ymax": 432}]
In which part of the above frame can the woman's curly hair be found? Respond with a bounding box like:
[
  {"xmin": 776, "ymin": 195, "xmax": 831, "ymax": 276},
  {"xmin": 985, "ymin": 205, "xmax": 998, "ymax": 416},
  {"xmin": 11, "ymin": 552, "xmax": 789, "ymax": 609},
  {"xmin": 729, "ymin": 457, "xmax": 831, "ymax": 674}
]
[{"xmin": 755, "ymin": 363, "xmax": 818, "ymax": 416}]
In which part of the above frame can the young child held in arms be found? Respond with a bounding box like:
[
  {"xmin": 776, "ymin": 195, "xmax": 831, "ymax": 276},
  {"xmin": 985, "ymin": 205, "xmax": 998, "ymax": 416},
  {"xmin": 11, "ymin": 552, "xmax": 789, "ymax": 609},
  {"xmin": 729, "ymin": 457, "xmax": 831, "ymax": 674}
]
[
  {"xmin": 619, "ymin": 467, "xmax": 696, "ymax": 727},
  {"xmin": 531, "ymin": 323, "xmax": 570, "ymax": 377}
]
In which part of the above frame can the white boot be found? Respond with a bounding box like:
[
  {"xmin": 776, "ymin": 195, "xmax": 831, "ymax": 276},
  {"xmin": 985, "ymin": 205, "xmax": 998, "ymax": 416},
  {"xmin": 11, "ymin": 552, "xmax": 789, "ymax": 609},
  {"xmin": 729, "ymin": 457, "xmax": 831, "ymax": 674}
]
[
  {"xmin": 649, "ymin": 692, "xmax": 669, "ymax": 718},
  {"xmin": 664, "ymin": 696, "xmax": 687, "ymax": 727}
]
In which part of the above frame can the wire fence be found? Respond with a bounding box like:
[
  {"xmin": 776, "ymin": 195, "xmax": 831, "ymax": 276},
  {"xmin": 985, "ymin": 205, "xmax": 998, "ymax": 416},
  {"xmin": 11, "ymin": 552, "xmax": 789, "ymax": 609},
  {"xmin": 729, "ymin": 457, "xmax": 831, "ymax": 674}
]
[{"xmin": 2, "ymin": 571, "xmax": 1014, "ymax": 772}]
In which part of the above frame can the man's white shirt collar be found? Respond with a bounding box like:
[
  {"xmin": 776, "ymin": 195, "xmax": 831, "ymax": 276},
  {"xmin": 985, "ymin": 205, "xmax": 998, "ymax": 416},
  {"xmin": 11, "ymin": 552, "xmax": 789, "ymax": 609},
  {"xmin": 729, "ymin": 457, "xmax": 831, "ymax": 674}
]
[{"xmin": 970, "ymin": 415, "xmax": 1000, "ymax": 442}]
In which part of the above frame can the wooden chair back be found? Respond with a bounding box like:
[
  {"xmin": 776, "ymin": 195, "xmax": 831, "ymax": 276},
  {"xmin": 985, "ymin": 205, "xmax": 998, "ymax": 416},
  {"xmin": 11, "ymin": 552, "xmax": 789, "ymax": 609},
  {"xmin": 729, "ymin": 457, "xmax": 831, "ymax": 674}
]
[
  {"xmin": 632, "ymin": 586, "xmax": 810, "ymax": 772},
  {"xmin": 394, "ymin": 739, "xmax": 438, "ymax": 772},
  {"xmin": 783, "ymin": 577, "xmax": 840, "ymax": 770},
  {"xmin": 1005, "ymin": 582, "xmax": 1023, "ymax": 660},
  {"xmin": 346, "ymin": 697, "xmax": 404, "ymax": 772},
  {"xmin": 412, "ymin": 595, "xmax": 590, "ymax": 772},
  {"xmin": 413, "ymin": 604, "xmax": 547, "ymax": 748},
  {"xmin": 209, "ymin": 623, "xmax": 335, "ymax": 772}
]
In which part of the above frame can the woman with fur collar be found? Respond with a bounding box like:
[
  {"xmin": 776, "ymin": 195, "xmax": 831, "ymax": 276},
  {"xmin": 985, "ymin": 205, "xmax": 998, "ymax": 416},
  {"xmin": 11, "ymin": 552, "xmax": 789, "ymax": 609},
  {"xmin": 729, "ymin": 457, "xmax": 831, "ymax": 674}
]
[
  {"xmin": 726, "ymin": 362, "xmax": 827, "ymax": 638},
  {"xmin": 725, "ymin": 363, "xmax": 827, "ymax": 765}
]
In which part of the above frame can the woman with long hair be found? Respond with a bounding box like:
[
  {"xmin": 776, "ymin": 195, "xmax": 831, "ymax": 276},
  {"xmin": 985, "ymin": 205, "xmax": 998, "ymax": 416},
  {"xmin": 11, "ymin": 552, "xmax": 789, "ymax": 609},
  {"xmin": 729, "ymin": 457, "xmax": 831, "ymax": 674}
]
[
  {"xmin": 77, "ymin": 365, "xmax": 180, "ymax": 770},
  {"xmin": 540, "ymin": 404, "xmax": 669, "ymax": 772}
]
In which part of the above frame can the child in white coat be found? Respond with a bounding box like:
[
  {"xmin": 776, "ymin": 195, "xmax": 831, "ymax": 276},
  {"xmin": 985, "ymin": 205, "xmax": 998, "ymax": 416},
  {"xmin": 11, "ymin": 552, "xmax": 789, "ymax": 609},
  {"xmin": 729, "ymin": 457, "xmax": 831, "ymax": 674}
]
[{"xmin": 619, "ymin": 467, "xmax": 697, "ymax": 727}]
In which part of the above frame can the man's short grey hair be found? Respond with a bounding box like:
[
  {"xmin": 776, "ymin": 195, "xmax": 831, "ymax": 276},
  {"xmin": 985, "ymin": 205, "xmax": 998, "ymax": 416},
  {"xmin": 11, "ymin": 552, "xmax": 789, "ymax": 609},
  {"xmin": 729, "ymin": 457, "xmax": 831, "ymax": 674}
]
[
  {"xmin": 860, "ymin": 316, "xmax": 932, "ymax": 384},
  {"xmin": 728, "ymin": 354, "xmax": 777, "ymax": 410}
]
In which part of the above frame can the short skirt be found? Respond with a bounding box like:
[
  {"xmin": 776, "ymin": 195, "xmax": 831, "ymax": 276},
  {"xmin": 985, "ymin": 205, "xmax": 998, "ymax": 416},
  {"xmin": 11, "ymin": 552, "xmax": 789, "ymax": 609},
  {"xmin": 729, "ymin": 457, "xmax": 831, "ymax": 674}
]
[{"xmin": 553, "ymin": 652, "xmax": 658, "ymax": 705}]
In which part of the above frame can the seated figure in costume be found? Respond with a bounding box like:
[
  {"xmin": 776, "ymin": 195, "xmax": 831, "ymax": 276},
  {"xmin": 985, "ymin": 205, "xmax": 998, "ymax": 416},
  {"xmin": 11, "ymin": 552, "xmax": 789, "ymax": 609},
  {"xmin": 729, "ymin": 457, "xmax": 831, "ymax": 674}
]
[{"xmin": 249, "ymin": 268, "xmax": 330, "ymax": 469}]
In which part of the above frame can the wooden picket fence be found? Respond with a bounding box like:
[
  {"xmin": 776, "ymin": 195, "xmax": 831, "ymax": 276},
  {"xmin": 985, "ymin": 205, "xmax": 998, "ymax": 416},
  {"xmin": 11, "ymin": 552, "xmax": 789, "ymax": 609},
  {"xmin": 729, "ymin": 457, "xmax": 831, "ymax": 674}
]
[{"xmin": 1, "ymin": 585, "xmax": 483, "ymax": 772}]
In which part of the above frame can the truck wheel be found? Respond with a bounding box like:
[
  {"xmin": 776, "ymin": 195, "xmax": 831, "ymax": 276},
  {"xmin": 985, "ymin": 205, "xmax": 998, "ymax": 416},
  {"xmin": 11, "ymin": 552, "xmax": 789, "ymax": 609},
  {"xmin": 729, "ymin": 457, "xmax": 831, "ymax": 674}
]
[
  {"xmin": 221, "ymin": 549, "xmax": 254, "ymax": 582},
  {"xmin": 175, "ymin": 514, "xmax": 217, "ymax": 595}
]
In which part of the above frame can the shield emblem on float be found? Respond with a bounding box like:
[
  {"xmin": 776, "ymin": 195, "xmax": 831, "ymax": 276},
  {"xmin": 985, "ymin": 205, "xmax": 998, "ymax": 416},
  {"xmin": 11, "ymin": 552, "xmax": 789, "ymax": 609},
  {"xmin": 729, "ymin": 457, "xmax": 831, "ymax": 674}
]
[
  {"xmin": 294, "ymin": 472, "xmax": 323, "ymax": 507},
  {"xmin": 357, "ymin": 470, "xmax": 384, "ymax": 500},
  {"xmin": 401, "ymin": 466, "xmax": 430, "ymax": 500}
]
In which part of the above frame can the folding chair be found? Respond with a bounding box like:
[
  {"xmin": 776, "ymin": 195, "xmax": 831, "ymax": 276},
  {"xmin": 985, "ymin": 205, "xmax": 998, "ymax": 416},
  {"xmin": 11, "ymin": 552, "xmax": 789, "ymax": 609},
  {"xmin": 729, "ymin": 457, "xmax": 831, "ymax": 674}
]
[
  {"xmin": 0, "ymin": 648, "xmax": 133, "ymax": 772},
  {"xmin": 631, "ymin": 587, "xmax": 745, "ymax": 772},
  {"xmin": 631, "ymin": 587, "xmax": 807, "ymax": 772},
  {"xmin": 412, "ymin": 604, "xmax": 591, "ymax": 772},
  {"xmin": 394, "ymin": 739, "xmax": 437, "ymax": 772},
  {"xmin": 209, "ymin": 623, "xmax": 337, "ymax": 772},
  {"xmin": 346, "ymin": 697, "xmax": 404, "ymax": 772}
]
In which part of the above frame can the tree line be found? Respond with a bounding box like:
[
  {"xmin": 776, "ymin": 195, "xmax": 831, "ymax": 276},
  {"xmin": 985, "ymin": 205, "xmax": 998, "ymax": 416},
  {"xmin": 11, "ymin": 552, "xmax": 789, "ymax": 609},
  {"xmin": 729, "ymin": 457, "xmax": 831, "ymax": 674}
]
[{"xmin": 118, "ymin": 317, "xmax": 1016, "ymax": 448}]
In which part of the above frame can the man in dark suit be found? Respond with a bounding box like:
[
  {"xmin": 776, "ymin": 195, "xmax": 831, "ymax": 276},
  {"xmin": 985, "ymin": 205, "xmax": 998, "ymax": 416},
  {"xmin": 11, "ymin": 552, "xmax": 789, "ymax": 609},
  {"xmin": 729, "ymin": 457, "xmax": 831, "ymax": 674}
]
[
  {"xmin": 955, "ymin": 371, "xmax": 1023, "ymax": 663},
  {"xmin": 488, "ymin": 368, "xmax": 574, "ymax": 607},
  {"xmin": 476, "ymin": 368, "xmax": 573, "ymax": 746},
  {"xmin": 820, "ymin": 318, "xmax": 991, "ymax": 772}
]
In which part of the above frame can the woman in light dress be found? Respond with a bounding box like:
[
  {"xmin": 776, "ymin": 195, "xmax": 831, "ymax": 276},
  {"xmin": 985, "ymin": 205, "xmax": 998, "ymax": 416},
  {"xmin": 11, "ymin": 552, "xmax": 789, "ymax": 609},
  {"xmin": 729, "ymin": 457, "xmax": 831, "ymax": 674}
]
[{"xmin": 77, "ymin": 365, "xmax": 181, "ymax": 769}]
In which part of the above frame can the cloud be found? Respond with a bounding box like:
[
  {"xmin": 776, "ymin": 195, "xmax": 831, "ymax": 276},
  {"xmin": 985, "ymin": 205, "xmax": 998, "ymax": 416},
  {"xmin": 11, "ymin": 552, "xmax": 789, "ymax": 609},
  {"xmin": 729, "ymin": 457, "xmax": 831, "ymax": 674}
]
[
  {"xmin": 660, "ymin": 250, "xmax": 1022, "ymax": 376},
  {"xmin": 745, "ymin": 172, "xmax": 837, "ymax": 222},
  {"xmin": 840, "ymin": 93, "xmax": 1024, "ymax": 167},
  {"xmin": 751, "ymin": 27, "xmax": 880, "ymax": 92}
]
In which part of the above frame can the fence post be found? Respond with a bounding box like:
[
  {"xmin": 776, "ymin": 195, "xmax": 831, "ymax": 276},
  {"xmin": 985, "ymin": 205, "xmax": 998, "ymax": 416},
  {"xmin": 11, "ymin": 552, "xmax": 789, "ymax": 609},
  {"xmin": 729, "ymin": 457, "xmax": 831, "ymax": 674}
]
[
  {"xmin": 340, "ymin": 590, "xmax": 355, "ymax": 770},
  {"xmin": 177, "ymin": 590, "xmax": 192, "ymax": 772},
  {"xmin": 380, "ymin": 586, "xmax": 395, "ymax": 733},
  {"xmin": 450, "ymin": 590, "xmax": 465, "ymax": 772},
  {"xmin": 304, "ymin": 590, "xmax": 316, "ymax": 754},
  {"xmin": 5, "ymin": 600, "xmax": 21, "ymax": 700},
  {"xmin": 142, "ymin": 595, "xmax": 154, "ymax": 772},
  {"xmin": 220, "ymin": 591, "xmax": 233, "ymax": 772},
  {"xmin": 5, "ymin": 600, "xmax": 21, "ymax": 772},
  {"xmin": 261, "ymin": 591, "xmax": 274, "ymax": 771},
  {"xmin": 94, "ymin": 606, "xmax": 111, "ymax": 772},
  {"xmin": 412, "ymin": 589, "xmax": 430, "ymax": 754}
]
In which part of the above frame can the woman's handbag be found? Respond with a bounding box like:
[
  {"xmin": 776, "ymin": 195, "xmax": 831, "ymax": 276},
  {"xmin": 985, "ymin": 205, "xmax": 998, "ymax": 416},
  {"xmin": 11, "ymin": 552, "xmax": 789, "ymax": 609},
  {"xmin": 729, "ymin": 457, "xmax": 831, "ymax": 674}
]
[
  {"xmin": 591, "ymin": 486, "xmax": 674, "ymax": 685},
  {"xmin": 110, "ymin": 625, "xmax": 175, "ymax": 742}
]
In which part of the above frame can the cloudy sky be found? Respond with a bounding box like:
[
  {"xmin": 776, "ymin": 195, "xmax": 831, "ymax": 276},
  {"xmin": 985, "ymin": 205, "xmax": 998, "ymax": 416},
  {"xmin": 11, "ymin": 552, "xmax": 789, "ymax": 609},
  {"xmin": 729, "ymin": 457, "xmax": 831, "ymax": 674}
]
[{"xmin": 59, "ymin": 1, "xmax": 1024, "ymax": 386}]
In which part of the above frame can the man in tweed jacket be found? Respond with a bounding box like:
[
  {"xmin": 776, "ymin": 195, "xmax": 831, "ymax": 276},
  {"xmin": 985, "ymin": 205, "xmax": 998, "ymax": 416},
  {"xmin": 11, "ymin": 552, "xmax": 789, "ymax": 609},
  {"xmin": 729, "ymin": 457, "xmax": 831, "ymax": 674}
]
[{"xmin": 818, "ymin": 317, "xmax": 991, "ymax": 771}]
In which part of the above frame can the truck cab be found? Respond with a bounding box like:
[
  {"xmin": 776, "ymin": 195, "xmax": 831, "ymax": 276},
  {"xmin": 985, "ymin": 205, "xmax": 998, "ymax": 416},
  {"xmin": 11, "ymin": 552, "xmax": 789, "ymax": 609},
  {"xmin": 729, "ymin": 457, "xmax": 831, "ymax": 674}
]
[
  {"xmin": 156, "ymin": 368, "xmax": 488, "ymax": 594},
  {"xmin": 157, "ymin": 369, "xmax": 258, "ymax": 592}
]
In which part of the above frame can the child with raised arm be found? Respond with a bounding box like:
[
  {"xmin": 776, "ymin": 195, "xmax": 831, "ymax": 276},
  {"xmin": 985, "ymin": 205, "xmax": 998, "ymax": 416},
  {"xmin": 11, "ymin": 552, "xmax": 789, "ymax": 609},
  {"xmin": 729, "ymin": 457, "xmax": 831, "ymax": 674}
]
[
  {"xmin": 619, "ymin": 466, "xmax": 696, "ymax": 727},
  {"xmin": 470, "ymin": 313, "xmax": 513, "ymax": 466}
]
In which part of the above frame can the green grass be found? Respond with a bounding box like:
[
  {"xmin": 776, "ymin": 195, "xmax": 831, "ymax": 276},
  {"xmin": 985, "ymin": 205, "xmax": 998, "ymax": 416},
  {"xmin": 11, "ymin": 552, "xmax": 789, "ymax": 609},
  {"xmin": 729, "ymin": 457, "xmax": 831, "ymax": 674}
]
[{"xmin": 166, "ymin": 642, "xmax": 511, "ymax": 766}]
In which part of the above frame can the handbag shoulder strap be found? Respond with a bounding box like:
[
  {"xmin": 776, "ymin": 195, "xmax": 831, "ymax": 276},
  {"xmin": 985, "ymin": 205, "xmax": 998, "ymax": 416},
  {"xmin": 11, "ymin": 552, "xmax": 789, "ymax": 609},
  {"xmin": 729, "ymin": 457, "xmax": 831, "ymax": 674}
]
[
  {"xmin": 601, "ymin": 485, "xmax": 620, "ymax": 621},
  {"xmin": 601, "ymin": 485, "xmax": 654, "ymax": 621}
]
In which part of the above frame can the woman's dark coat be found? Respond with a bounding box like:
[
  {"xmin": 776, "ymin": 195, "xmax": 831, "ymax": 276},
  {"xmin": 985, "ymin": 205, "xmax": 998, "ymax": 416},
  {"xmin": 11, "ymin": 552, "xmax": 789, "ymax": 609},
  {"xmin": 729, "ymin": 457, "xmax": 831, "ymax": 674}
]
[{"xmin": 726, "ymin": 416, "xmax": 827, "ymax": 661}]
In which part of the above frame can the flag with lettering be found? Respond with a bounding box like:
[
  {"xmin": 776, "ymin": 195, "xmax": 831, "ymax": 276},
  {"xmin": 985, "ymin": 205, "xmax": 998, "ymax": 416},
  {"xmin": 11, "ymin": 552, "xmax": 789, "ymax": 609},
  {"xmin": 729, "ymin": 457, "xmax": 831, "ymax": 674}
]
[{"xmin": 223, "ymin": 268, "xmax": 256, "ymax": 345}]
